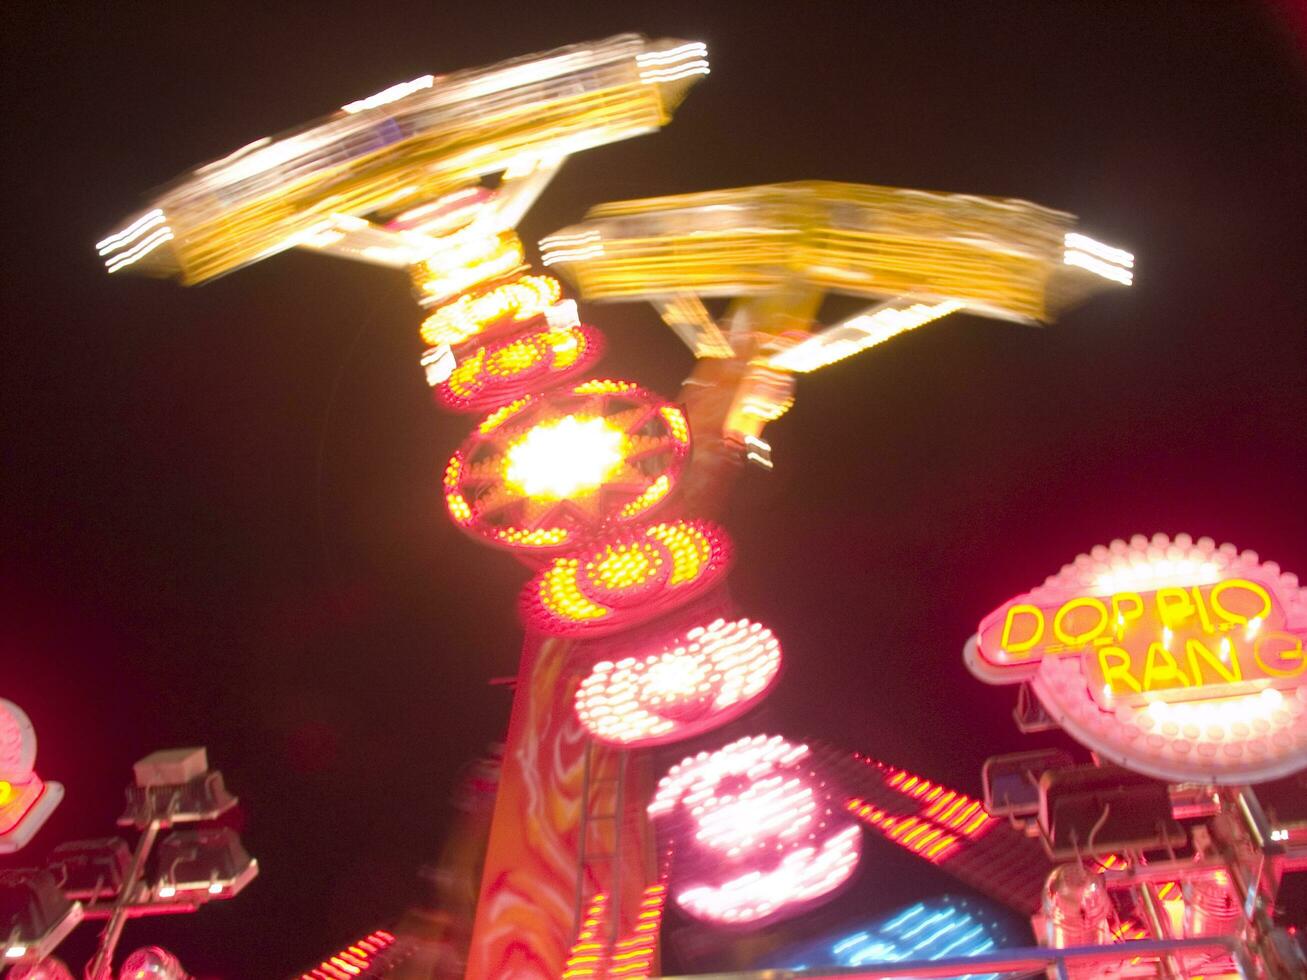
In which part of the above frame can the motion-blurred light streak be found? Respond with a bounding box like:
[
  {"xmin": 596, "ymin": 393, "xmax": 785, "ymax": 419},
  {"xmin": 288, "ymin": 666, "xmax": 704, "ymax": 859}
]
[{"xmin": 99, "ymin": 35, "xmax": 710, "ymax": 284}]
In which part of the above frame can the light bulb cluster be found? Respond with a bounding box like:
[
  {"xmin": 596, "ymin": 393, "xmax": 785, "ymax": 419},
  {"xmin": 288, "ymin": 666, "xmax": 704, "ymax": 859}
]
[
  {"xmin": 296, "ymin": 931, "xmax": 396, "ymax": 980},
  {"xmin": 419, "ymin": 274, "xmax": 562, "ymax": 349},
  {"xmin": 477, "ymin": 396, "xmax": 533, "ymax": 435},
  {"xmin": 503, "ymin": 415, "xmax": 628, "ymax": 500},
  {"xmin": 648, "ymin": 734, "xmax": 862, "ymax": 926},
  {"xmin": 575, "ymin": 618, "xmax": 781, "ymax": 746},
  {"xmin": 617, "ymin": 474, "xmax": 673, "ymax": 520},
  {"xmin": 883, "ymin": 767, "xmax": 993, "ymax": 839},
  {"xmin": 411, "ymin": 231, "xmax": 526, "ymax": 308},
  {"xmin": 562, "ymin": 884, "xmax": 667, "ymax": 979},
  {"xmin": 572, "ymin": 379, "xmax": 638, "ymax": 395},
  {"xmin": 846, "ymin": 798, "xmax": 962, "ymax": 863},
  {"xmin": 521, "ymin": 519, "xmax": 731, "ymax": 636},
  {"xmin": 443, "ymin": 381, "xmax": 690, "ymax": 554},
  {"xmin": 843, "ymin": 761, "xmax": 994, "ymax": 866},
  {"xmin": 437, "ymin": 322, "xmax": 604, "ymax": 412}
]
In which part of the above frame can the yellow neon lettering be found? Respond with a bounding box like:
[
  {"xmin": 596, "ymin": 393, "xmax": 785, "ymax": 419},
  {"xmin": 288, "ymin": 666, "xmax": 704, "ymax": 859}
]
[
  {"xmin": 999, "ymin": 604, "xmax": 1044, "ymax": 656},
  {"xmin": 1185, "ymin": 637, "xmax": 1242, "ymax": 687},
  {"xmin": 1053, "ymin": 596, "xmax": 1108, "ymax": 648},
  {"xmin": 1155, "ymin": 588, "xmax": 1195, "ymax": 629},
  {"xmin": 1097, "ymin": 647, "xmax": 1142, "ymax": 694},
  {"xmin": 1253, "ymin": 632, "xmax": 1306, "ymax": 678},
  {"xmin": 1110, "ymin": 592, "xmax": 1144, "ymax": 635},
  {"xmin": 1191, "ymin": 586, "xmax": 1217, "ymax": 634},
  {"xmin": 1142, "ymin": 641, "xmax": 1192, "ymax": 692},
  {"xmin": 1210, "ymin": 579, "xmax": 1272, "ymax": 626}
]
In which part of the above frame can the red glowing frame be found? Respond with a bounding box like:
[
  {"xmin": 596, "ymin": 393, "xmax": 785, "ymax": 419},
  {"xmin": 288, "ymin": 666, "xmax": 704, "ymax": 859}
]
[
  {"xmin": 444, "ymin": 380, "xmax": 691, "ymax": 554},
  {"xmin": 648, "ymin": 734, "xmax": 862, "ymax": 928},
  {"xmin": 436, "ymin": 321, "xmax": 605, "ymax": 413},
  {"xmin": 574, "ymin": 617, "xmax": 782, "ymax": 747},
  {"xmin": 521, "ymin": 519, "xmax": 731, "ymax": 637}
]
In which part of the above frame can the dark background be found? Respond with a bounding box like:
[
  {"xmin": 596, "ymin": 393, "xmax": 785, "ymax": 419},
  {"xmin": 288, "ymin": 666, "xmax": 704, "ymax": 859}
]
[{"xmin": 4, "ymin": 2, "xmax": 1305, "ymax": 976}]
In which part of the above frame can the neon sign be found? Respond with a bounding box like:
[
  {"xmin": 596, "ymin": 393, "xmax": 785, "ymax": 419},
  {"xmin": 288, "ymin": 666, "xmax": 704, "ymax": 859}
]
[
  {"xmin": 977, "ymin": 575, "xmax": 1303, "ymax": 706},
  {"xmin": 965, "ymin": 534, "xmax": 1307, "ymax": 784}
]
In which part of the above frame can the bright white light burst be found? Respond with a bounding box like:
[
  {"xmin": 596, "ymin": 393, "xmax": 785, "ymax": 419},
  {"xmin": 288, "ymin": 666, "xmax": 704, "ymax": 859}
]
[{"xmin": 502, "ymin": 415, "xmax": 625, "ymax": 500}]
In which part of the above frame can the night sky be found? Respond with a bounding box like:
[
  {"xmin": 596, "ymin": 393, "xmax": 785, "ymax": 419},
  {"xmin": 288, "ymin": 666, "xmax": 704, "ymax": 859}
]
[{"xmin": 4, "ymin": 3, "xmax": 1306, "ymax": 976}]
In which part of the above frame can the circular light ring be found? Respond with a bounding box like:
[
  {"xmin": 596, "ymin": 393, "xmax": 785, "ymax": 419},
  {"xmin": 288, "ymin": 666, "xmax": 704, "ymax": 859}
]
[
  {"xmin": 443, "ymin": 312, "xmax": 600, "ymax": 400},
  {"xmin": 521, "ymin": 519, "xmax": 732, "ymax": 636},
  {"xmin": 444, "ymin": 380, "xmax": 692, "ymax": 554},
  {"xmin": 437, "ymin": 322, "xmax": 605, "ymax": 413},
  {"xmin": 419, "ymin": 274, "xmax": 562, "ymax": 349},
  {"xmin": 575, "ymin": 617, "xmax": 781, "ymax": 747},
  {"xmin": 1005, "ymin": 534, "xmax": 1307, "ymax": 784},
  {"xmin": 649, "ymin": 734, "xmax": 862, "ymax": 928}
]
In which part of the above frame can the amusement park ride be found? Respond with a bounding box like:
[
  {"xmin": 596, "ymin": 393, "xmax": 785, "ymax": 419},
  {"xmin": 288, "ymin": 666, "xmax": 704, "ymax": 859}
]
[{"xmin": 5, "ymin": 30, "xmax": 1304, "ymax": 980}]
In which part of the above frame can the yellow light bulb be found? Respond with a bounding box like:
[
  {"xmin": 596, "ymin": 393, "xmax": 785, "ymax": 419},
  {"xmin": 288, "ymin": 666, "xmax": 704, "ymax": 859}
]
[
  {"xmin": 590, "ymin": 543, "xmax": 662, "ymax": 589},
  {"xmin": 619, "ymin": 474, "xmax": 671, "ymax": 518},
  {"xmin": 502, "ymin": 415, "xmax": 626, "ymax": 501},
  {"xmin": 0, "ymin": 780, "xmax": 13, "ymax": 806}
]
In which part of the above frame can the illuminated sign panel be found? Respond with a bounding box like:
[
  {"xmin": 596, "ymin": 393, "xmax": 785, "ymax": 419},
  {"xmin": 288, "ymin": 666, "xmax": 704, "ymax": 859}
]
[
  {"xmin": 977, "ymin": 576, "xmax": 1304, "ymax": 707},
  {"xmin": 965, "ymin": 534, "xmax": 1307, "ymax": 784}
]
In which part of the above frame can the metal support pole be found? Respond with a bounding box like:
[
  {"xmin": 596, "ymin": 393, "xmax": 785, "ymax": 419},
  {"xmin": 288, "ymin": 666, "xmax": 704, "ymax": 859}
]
[
  {"xmin": 1217, "ymin": 787, "xmax": 1300, "ymax": 980},
  {"xmin": 1231, "ymin": 944, "xmax": 1257, "ymax": 980},
  {"xmin": 1133, "ymin": 873, "xmax": 1182, "ymax": 980},
  {"xmin": 86, "ymin": 817, "xmax": 162, "ymax": 980}
]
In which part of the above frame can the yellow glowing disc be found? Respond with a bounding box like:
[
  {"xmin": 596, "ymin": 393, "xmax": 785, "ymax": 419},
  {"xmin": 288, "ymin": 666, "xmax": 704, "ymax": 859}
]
[
  {"xmin": 503, "ymin": 415, "xmax": 627, "ymax": 501},
  {"xmin": 445, "ymin": 380, "xmax": 692, "ymax": 554}
]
